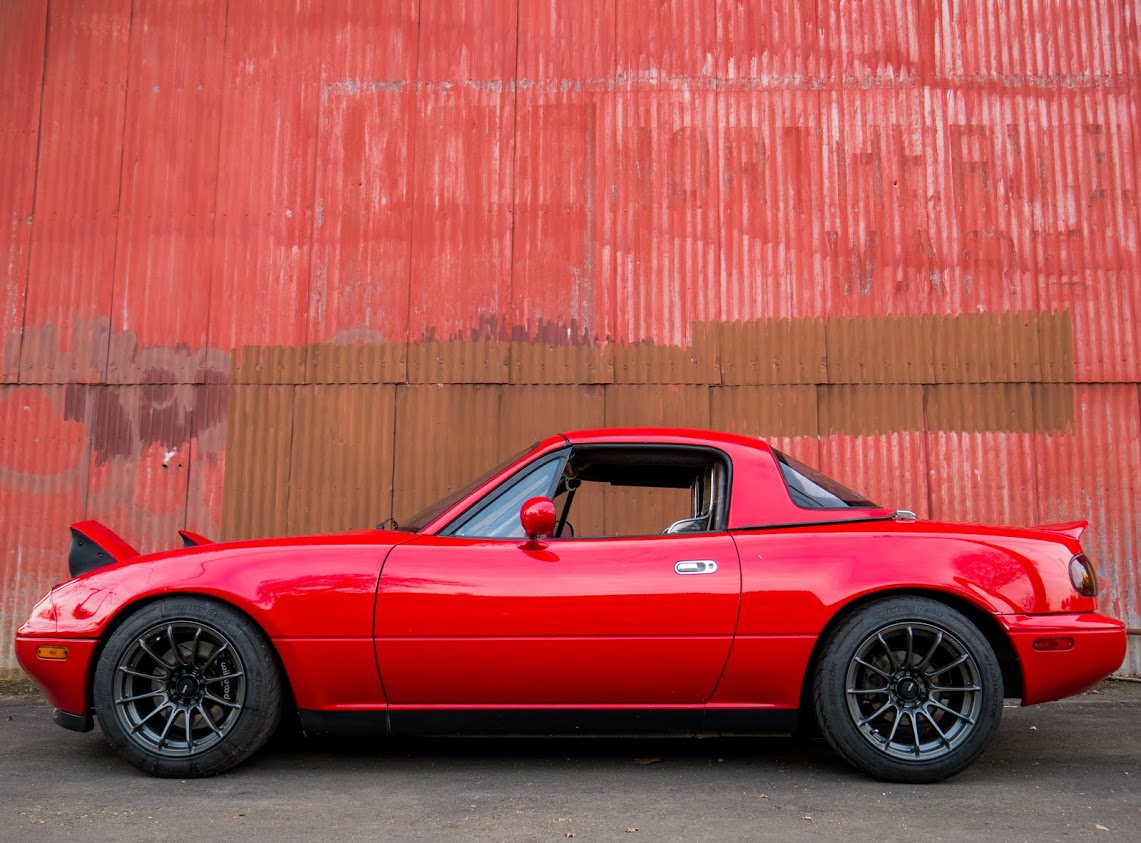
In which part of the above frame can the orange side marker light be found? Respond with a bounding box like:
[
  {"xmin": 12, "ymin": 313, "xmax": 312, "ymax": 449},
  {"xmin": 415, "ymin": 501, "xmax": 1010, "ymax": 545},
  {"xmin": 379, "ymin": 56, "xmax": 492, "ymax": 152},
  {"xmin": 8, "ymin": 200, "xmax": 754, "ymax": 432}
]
[{"xmin": 36, "ymin": 645, "xmax": 69, "ymax": 660}]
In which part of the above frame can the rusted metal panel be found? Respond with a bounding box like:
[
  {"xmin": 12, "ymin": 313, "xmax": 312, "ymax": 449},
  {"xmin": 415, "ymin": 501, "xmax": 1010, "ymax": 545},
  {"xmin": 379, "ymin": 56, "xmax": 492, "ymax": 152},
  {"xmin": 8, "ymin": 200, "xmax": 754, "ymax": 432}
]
[
  {"xmin": 709, "ymin": 385, "xmax": 821, "ymax": 465},
  {"xmin": 1034, "ymin": 385, "xmax": 1141, "ymax": 673},
  {"xmin": 416, "ymin": 0, "xmax": 517, "ymax": 82},
  {"xmin": 518, "ymin": 0, "xmax": 614, "ymax": 81},
  {"xmin": 105, "ymin": 0, "xmax": 226, "ymax": 384},
  {"xmin": 832, "ymin": 0, "xmax": 935, "ymax": 82},
  {"xmin": 391, "ymin": 384, "xmax": 501, "ymax": 521},
  {"xmin": 220, "ymin": 385, "xmax": 296, "ymax": 540},
  {"xmin": 616, "ymin": 1, "xmax": 716, "ymax": 84},
  {"xmin": 185, "ymin": 383, "xmax": 227, "ymax": 540},
  {"xmin": 19, "ymin": 0, "xmax": 131, "ymax": 384},
  {"xmin": 1031, "ymin": 90, "xmax": 1140, "ymax": 383},
  {"xmin": 818, "ymin": 386, "xmax": 930, "ymax": 517},
  {"xmin": 718, "ymin": 319, "xmax": 826, "ymax": 385},
  {"xmin": 322, "ymin": 0, "xmax": 418, "ymax": 82},
  {"xmin": 286, "ymin": 385, "xmax": 396, "ymax": 535},
  {"xmin": 206, "ymin": 0, "xmax": 322, "ymax": 376},
  {"xmin": 406, "ymin": 85, "xmax": 514, "ymax": 383},
  {"xmin": 307, "ymin": 0, "xmax": 417, "ymax": 384},
  {"xmin": 934, "ymin": 0, "xmax": 1133, "ymax": 83},
  {"xmin": 0, "ymin": 385, "xmax": 90, "ymax": 669},
  {"xmin": 75, "ymin": 385, "xmax": 195, "ymax": 554},
  {"xmin": 925, "ymin": 384, "xmax": 1040, "ymax": 527},
  {"xmin": 613, "ymin": 87, "xmax": 721, "ymax": 382},
  {"xmin": 497, "ymin": 385, "xmax": 605, "ymax": 460},
  {"xmin": 0, "ymin": 0, "xmax": 46, "ymax": 383},
  {"xmin": 714, "ymin": 0, "xmax": 832, "ymax": 81},
  {"xmin": 509, "ymin": 87, "xmax": 614, "ymax": 384}
]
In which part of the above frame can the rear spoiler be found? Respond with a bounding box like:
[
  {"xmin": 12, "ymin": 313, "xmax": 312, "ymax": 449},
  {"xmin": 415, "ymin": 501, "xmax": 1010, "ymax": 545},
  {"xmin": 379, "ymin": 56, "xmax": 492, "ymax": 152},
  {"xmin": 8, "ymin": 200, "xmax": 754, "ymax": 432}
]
[
  {"xmin": 68, "ymin": 522, "xmax": 215, "ymax": 578},
  {"xmin": 1035, "ymin": 520, "xmax": 1088, "ymax": 542}
]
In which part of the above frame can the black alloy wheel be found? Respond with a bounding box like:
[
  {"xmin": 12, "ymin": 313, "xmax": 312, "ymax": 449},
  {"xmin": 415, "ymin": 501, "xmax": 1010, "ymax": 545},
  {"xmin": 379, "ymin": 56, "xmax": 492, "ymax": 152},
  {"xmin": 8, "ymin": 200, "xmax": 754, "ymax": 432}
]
[
  {"xmin": 813, "ymin": 596, "xmax": 1003, "ymax": 783},
  {"xmin": 94, "ymin": 597, "xmax": 282, "ymax": 777}
]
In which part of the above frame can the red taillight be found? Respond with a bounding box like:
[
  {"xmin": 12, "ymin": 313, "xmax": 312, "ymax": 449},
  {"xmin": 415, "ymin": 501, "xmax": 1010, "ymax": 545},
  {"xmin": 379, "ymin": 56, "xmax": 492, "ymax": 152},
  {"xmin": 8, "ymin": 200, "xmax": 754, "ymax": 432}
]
[{"xmin": 1069, "ymin": 554, "xmax": 1097, "ymax": 597}]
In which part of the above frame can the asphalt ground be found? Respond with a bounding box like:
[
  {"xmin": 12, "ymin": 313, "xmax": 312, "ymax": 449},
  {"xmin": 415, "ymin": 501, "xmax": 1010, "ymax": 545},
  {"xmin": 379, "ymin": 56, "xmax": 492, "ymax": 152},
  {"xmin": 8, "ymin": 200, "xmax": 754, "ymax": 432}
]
[{"xmin": 0, "ymin": 680, "xmax": 1138, "ymax": 843}]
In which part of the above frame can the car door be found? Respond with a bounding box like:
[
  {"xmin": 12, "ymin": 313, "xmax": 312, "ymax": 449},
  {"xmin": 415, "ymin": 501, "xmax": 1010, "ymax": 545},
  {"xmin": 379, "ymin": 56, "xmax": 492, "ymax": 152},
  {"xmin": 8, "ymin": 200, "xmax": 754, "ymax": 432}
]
[{"xmin": 374, "ymin": 531, "xmax": 741, "ymax": 707}]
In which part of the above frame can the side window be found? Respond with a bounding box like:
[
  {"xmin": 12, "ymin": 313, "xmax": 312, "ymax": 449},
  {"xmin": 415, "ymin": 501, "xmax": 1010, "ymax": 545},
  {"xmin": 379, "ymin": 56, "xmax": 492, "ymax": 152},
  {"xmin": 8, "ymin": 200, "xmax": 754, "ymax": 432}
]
[
  {"xmin": 552, "ymin": 447, "xmax": 729, "ymax": 539},
  {"xmin": 447, "ymin": 456, "xmax": 564, "ymax": 538}
]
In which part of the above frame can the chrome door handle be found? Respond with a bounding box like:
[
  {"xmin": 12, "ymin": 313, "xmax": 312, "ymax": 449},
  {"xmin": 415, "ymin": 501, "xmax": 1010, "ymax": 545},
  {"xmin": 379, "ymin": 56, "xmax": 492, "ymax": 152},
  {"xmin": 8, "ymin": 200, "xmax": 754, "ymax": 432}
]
[{"xmin": 674, "ymin": 559, "xmax": 718, "ymax": 575}]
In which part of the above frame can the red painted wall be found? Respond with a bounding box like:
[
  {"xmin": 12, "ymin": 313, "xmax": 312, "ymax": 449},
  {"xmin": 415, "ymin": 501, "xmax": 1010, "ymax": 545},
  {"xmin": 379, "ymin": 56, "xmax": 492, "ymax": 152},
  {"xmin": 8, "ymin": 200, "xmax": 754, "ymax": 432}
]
[{"xmin": 1, "ymin": 0, "xmax": 1138, "ymax": 673}]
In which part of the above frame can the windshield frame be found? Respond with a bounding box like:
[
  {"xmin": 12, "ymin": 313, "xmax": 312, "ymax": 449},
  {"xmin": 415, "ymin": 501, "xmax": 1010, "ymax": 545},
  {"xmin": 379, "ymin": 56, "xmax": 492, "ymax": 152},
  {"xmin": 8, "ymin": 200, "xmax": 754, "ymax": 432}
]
[{"xmin": 395, "ymin": 439, "xmax": 569, "ymax": 533}]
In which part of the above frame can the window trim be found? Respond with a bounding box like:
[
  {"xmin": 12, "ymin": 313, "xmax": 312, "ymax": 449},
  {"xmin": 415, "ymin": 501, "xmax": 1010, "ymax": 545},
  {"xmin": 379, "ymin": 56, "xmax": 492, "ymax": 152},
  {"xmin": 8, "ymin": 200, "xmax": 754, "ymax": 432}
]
[
  {"xmin": 553, "ymin": 443, "xmax": 734, "ymax": 538},
  {"xmin": 440, "ymin": 449, "xmax": 570, "ymax": 538}
]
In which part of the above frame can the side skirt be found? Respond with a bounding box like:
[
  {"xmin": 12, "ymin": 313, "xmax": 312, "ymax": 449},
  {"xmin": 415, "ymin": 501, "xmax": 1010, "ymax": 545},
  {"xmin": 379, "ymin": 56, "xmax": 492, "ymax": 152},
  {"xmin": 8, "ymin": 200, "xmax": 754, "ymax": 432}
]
[{"xmin": 297, "ymin": 707, "xmax": 798, "ymax": 738}]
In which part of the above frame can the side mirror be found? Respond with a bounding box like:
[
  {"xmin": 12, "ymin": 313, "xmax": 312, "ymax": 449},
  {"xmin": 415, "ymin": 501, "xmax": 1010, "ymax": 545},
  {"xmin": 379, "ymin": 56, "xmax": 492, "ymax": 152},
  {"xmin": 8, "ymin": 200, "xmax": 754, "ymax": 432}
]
[{"xmin": 519, "ymin": 496, "xmax": 556, "ymax": 541}]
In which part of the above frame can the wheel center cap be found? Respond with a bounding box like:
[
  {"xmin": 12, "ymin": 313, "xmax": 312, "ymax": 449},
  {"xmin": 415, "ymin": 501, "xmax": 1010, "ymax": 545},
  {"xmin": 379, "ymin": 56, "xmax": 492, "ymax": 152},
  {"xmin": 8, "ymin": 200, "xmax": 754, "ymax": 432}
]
[
  {"xmin": 897, "ymin": 678, "xmax": 920, "ymax": 702},
  {"xmin": 176, "ymin": 675, "xmax": 200, "ymax": 699}
]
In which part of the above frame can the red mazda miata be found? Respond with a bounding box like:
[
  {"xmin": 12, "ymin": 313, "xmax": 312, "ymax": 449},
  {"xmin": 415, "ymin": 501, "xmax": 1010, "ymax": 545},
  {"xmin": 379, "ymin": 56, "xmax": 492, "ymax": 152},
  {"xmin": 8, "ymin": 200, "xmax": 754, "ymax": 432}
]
[{"xmin": 16, "ymin": 428, "xmax": 1126, "ymax": 781}]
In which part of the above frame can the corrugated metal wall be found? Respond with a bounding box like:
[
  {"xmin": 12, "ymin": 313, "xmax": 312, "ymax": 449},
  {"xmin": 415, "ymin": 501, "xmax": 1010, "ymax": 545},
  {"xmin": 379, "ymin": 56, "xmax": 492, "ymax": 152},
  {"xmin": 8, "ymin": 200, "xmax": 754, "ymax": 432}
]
[{"xmin": 2, "ymin": 0, "xmax": 1139, "ymax": 673}]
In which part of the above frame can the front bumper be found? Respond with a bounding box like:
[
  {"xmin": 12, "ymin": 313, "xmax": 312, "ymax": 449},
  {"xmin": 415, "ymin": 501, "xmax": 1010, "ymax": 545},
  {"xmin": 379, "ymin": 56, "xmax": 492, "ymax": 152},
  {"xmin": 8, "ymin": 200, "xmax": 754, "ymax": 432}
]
[
  {"xmin": 1001, "ymin": 613, "xmax": 1126, "ymax": 705},
  {"xmin": 14, "ymin": 635, "xmax": 98, "ymax": 724}
]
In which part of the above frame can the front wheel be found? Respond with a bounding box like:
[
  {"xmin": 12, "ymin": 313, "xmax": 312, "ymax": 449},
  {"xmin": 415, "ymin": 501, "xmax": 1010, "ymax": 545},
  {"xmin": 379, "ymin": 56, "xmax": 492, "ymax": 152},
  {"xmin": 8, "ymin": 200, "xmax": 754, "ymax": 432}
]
[
  {"xmin": 93, "ymin": 597, "xmax": 282, "ymax": 777},
  {"xmin": 813, "ymin": 596, "xmax": 1003, "ymax": 783}
]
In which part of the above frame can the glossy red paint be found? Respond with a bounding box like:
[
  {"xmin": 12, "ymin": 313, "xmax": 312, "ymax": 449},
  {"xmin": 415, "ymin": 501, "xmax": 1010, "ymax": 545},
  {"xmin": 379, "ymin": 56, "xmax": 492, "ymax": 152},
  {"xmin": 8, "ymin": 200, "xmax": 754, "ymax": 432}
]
[
  {"xmin": 519, "ymin": 497, "xmax": 557, "ymax": 540},
  {"xmin": 376, "ymin": 533, "xmax": 740, "ymax": 704},
  {"xmin": 15, "ymin": 429, "xmax": 1127, "ymax": 764}
]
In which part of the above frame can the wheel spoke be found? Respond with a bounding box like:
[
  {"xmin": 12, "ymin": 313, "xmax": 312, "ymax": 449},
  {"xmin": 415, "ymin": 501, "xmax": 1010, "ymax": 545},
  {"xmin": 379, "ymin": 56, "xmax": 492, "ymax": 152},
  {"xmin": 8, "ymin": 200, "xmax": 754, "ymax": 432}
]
[
  {"xmin": 156, "ymin": 707, "xmax": 179, "ymax": 748},
  {"xmin": 184, "ymin": 707, "xmax": 194, "ymax": 754},
  {"xmin": 854, "ymin": 657, "xmax": 892, "ymax": 680},
  {"xmin": 118, "ymin": 665, "xmax": 164, "ymax": 681},
  {"xmin": 202, "ymin": 671, "xmax": 244, "ymax": 683},
  {"xmin": 905, "ymin": 625, "xmax": 914, "ymax": 667},
  {"xmin": 919, "ymin": 707, "xmax": 952, "ymax": 747},
  {"xmin": 847, "ymin": 686, "xmax": 889, "ymax": 695},
  {"xmin": 877, "ymin": 634, "xmax": 898, "ymax": 669},
  {"xmin": 137, "ymin": 638, "xmax": 174, "ymax": 672},
  {"xmin": 116, "ymin": 688, "xmax": 166, "ymax": 705},
  {"xmin": 857, "ymin": 700, "xmax": 894, "ymax": 727},
  {"xmin": 927, "ymin": 697, "xmax": 976, "ymax": 724},
  {"xmin": 926, "ymin": 653, "xmax": 971, "ymax": 678},
  {"xmin": 200, "ymin": 642, "xmax": 229, "ymax": 671},
  {"xmin": 910, "ymin": 712, "xmax": 922, "ymax": 755},
  {"xmin": 930, "ymin": 683, "xmax": 981, "ymax": 693},
  {"xmin": 885, "ymin": 710, "xmax": 903, "ymax": 748},
  {"xmin": 166, "ymin": 625, "xmax": 183, "ymax": 665},
  {"xmin": 132, "ymin": 701, "xmax": 173, "ymax": 732},
  {"xmin": 915, "ymin": 631, "xmax": 943, "ymax": 671},
  {"xmin": 190, "ymin": 627, "xmax": 203, "ymax": 668},
  {"xmin": 203, "ymin": 691, "xmax": 241, "ymax": 709},
  {"xmin": 196, "ymin": 704, "xmax": 224, "ymax": 738}
]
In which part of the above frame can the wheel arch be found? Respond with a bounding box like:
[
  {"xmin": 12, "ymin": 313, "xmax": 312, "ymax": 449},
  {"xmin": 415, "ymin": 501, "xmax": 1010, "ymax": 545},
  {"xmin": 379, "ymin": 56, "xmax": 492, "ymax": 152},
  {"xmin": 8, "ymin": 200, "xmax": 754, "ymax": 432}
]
[
  {"xmin": 87, "ymin": 591, "xmax": 297, "ymax": 718},
  {"xmin": 796, "ymin": 587, "xmax": 1024, "ymax": 727}
]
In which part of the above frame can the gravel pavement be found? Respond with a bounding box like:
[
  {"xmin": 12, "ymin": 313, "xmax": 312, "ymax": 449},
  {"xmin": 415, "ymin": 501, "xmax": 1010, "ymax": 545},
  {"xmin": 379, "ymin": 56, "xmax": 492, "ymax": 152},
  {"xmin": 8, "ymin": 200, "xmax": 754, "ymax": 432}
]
[{"xmin": 1, "ymin": 681, "xmax": 1138, "ymax": 843}]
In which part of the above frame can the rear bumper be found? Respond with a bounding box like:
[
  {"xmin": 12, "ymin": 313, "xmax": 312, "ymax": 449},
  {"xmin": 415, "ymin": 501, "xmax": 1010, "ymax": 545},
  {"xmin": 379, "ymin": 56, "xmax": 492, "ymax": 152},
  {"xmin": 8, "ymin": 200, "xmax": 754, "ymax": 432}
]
[
  {"xmin": 14, "ymin": 635, "xmax": 98, "ymax": 722},
  {"xmin": 1001, "ymin": 613, "xmax": 1126, "ymax": 705}
]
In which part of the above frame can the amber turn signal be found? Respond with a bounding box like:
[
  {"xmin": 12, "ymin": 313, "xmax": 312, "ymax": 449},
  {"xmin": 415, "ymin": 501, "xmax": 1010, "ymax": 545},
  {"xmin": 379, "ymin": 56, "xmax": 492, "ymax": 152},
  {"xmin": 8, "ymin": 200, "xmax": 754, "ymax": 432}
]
[
  {"xmin": 35, "ymin": 645, "xmax": 69, "ymax": 660},
  {"xmin": 1032, "ymin": 637, "xmax": 1075, "ymax": 652}
]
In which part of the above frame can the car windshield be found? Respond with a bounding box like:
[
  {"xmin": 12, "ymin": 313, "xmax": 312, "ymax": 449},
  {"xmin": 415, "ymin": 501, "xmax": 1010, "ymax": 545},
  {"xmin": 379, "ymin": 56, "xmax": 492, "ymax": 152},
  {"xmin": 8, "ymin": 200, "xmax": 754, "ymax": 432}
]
[
  {"xmin": 774, "ymin": 450, "xmax": 879, "ymax": 509},
  {"xmin": 394, "ymin": 443, "xmax": 540, "ymax": 532}
]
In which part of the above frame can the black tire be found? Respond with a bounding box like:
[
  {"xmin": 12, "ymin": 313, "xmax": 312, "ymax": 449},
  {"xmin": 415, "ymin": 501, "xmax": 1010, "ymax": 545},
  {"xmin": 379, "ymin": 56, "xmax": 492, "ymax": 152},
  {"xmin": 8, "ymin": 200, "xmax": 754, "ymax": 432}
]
[
  {"xmin": 813, "ymin": 596, "xmax": 1003, "ymax": 783},
  {"xmin": 93, "ymin": 597, "xmax": 282, "ymax": 777}
]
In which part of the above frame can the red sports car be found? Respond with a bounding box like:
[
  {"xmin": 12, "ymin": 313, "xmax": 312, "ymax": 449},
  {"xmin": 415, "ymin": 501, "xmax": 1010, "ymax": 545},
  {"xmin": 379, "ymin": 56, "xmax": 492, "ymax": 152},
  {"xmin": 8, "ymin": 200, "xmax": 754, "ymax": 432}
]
[{"xmin": 16, "ymin": 428, "xmax": 1126, "ymax": 782}]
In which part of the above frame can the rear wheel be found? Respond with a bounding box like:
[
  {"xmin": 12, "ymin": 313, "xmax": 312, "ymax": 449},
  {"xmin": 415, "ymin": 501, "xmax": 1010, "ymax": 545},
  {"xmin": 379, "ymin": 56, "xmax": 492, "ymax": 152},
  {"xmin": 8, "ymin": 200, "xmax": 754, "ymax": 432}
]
[
  {"xmin": 813, "ymin": 596, "xmax": 1003, "ymax": 783},
  {"xmin": 93, "ymin": 597, "xmax": 282, "ymax": 777}
]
